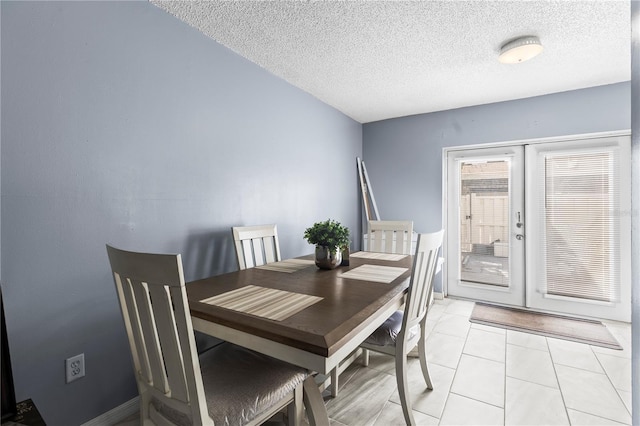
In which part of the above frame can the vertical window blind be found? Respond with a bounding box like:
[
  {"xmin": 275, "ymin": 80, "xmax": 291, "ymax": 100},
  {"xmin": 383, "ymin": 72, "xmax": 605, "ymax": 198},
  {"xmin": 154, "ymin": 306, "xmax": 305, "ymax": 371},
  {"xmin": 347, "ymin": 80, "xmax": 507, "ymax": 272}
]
[{"xmin": 540, "ymin": 148, "xmax": 620, "ymax": 302}]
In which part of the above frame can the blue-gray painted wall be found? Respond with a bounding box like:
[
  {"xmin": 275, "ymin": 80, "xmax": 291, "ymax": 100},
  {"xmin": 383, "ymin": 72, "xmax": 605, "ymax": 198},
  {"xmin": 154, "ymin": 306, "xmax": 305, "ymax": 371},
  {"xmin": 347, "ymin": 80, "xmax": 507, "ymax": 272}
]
[
  {"xmin": 0, "ymin": 2, "xmax": 361, "ymax": 424},
  {"xmin": 2, "ymin": 1, "xmax": 638, "ymax": 425},
  {"xmin": 362, "ymin": 82, "xmax": 631, "ymax": 295}
]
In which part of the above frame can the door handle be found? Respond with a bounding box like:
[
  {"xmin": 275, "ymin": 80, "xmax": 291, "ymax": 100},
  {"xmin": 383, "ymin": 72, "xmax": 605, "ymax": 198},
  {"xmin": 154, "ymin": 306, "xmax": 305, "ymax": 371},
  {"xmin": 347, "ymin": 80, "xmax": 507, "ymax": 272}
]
[{"xmin": 516, "ymin": 234, "xmax": 524, "ymax": 240}]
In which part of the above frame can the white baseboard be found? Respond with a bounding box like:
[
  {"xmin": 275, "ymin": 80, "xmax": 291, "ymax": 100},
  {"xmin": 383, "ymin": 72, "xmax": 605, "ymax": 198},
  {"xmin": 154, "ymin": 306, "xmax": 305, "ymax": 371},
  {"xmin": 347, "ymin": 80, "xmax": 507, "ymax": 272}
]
[
  {"xmin": 433, "ymin": 291, "xmax": 444, "ymax": 300},
  {"xmin": 82, "ymin": 397, "xmax": 139, "ymax": 426}
]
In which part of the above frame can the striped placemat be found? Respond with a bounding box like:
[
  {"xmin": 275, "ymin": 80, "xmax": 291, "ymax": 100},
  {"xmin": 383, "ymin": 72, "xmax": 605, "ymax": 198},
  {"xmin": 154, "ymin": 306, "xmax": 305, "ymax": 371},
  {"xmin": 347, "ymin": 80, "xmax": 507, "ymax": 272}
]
[
  {"xmin": 349, "ymin": 251, "xmax": 408, "ymax": 261},
  {"xmin": 338, "ymin": 264, "xmax": 408, "ymax": 284},
  {"xmin": 255, "ymin": 259, "xmax": 315, "ymax": 273},
  {"xmin": 200, "ymin": 285, "xmax": 323, "ymax": 321}
]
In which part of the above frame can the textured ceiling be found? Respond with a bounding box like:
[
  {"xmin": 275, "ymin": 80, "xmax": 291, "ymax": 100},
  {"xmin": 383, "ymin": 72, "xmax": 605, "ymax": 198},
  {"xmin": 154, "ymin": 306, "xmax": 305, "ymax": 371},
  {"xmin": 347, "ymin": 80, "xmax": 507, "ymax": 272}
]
[{"xmin": 151, "ymin": 1, "xmax": 631, "ymax": 123}]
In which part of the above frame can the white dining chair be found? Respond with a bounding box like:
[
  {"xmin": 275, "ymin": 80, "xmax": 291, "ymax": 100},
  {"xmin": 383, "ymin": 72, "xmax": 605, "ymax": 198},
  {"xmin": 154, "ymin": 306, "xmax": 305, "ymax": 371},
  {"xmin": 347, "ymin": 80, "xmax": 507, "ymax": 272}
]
[
  {"xmin": 106, "ymin": 244, "xmax": 328, "ymax": 426},
  {"xmin": 232, "ymin": 224, "xmax": 282, "ymax": 270},
  {"xmin": 366, "ymin": 220, "xmax": 414, "ymax": 255},
  {"xmin": 360, "ymin": 230, "xmax": 444, "ymax": 426},
  {"xmin": 328, "ymin": 220, "xmax": 415, "ymax": 398}
]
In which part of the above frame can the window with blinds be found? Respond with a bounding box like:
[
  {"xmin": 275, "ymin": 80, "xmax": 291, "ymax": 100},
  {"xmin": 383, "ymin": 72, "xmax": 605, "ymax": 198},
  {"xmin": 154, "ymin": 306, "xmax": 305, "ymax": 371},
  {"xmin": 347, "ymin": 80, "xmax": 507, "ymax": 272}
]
[{"xmin": 541, "ymin": 148, "xmax": 620, "ymax": 302}]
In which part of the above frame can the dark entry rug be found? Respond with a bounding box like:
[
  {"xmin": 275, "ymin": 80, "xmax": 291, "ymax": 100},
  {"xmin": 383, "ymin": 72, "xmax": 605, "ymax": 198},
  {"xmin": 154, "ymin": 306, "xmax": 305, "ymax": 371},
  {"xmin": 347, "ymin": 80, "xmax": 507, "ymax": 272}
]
[{"xmin": 470, "ymin": 302, "xmax": 622, "ymax": 350}]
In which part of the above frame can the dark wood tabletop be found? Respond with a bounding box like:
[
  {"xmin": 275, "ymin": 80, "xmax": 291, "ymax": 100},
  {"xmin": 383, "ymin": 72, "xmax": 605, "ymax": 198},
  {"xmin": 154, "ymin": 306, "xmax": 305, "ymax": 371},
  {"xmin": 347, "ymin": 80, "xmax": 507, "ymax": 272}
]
[{"xmin": 187, "ymin": 254, "xmax": 412, "ymax": 360}]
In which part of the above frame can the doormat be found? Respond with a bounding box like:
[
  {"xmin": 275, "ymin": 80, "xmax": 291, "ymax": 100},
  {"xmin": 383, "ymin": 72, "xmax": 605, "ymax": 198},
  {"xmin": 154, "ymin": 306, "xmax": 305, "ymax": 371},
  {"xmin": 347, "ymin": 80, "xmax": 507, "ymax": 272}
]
[{"xmin": 470, "ymin": 302, "xmax": 622, "ymax": 350}]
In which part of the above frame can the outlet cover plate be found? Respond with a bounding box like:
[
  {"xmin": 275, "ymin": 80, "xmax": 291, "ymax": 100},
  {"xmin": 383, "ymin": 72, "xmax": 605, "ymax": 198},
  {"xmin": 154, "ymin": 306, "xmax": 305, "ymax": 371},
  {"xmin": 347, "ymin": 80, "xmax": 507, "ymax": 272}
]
[{"xmin": 66, "ymin": 353, "xmax": 85, "ymax": 383}]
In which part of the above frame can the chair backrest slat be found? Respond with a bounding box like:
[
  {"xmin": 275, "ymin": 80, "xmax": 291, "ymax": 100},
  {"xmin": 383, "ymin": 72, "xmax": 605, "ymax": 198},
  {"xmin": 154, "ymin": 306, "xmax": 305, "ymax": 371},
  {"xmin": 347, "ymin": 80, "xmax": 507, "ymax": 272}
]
[
  {"xmin": 114, "ymin": 273, "xmax": 153, "ymax": 383},
  {"xmin": 232, "ymin": 224, "xmax": 281, "ymax": 270},
  {"xmin": 130, "ymin": 279, "xmax": 170, "ymax": 395},
  {"xmin": 239, "ymin": 240, "xmax": 256, "ymax": 269},
  {"xmin": 251, "ymin": 238, "xmax": 266, "ymax": 266},
  {"xmin": 147, "ymin": 284, "xmax": 189, "ymax": 402},
  {"xmin": 367, "ymin": 220, "xmax": 414, "ymax": 255},
  {"xmin": 402, "ymin": 230, "xmax": 444, "ymax": 332},
  {"xmin": 262, "ymin": 236, "xmax": 277, "ymax": 265}
]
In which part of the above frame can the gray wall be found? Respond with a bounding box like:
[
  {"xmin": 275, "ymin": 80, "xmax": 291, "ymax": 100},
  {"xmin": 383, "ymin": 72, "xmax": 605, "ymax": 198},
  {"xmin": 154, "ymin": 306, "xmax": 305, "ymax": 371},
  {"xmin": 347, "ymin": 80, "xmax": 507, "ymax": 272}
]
[
  {"xmin": 0, "ymin": 2, "xmax": 361, "ymax": 425},
  {"xmin": 362, "ymin": 82, "xmax": 630, "ymax": 293},
  {"xmin": 630, "ymin": 1, "xmax": 639, "ymax": 424}
]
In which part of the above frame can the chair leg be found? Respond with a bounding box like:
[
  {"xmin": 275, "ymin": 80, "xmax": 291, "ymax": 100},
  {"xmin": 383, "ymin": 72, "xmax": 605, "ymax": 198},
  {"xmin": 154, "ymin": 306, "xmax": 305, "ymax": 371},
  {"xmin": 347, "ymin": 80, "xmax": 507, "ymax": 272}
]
[
  {"xmin": 395, "ymin": 348, "xmax": 416, "ymax": 426},
  {"xmin": 139, "ymin": 390, "xmax": 154, "ymax": 426},
  {"xmin": 287, "ymin": 382, "xmax": 304, "ymax": 426},
  {"xmin": 418, "ymin": 325, "xmax": 433, "ymax": 389},
  {"xmin": 302, "ymin": 376, "xmax": 329, "ymax": 426}
]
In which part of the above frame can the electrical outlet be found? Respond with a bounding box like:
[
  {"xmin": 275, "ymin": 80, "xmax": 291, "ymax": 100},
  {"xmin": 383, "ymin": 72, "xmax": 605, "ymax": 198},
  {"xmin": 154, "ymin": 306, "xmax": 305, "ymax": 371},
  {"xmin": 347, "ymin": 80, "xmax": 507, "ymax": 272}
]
[{"xmin": 65, "ymin": 353, "xmax": 85, "ymax": 383}]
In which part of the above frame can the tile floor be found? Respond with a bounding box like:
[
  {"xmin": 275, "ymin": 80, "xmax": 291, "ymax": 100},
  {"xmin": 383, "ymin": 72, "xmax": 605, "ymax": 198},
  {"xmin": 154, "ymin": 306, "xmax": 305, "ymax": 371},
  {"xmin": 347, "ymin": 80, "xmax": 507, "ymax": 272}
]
[
  {"xmin": 115, "ymin": 298, "xmax": 633, "ymax": 426},
  {"xmin": 325, "ymin": 298, "xmax": 632, "ymax": 426}
]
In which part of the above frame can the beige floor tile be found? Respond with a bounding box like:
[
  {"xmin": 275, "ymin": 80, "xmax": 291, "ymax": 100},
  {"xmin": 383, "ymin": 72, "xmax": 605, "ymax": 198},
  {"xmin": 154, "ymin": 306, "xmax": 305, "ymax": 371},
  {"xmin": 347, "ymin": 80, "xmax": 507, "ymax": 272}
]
[
  {"xmin": 506, "ymin": 329, "xmax": 548, "ymax": 351},
  {"xmin": 595, "ymin": 352, "xmax": 632, "ymax": 392},
  {"xmin": 423, "ymin": 318, "xmax": 437, "ymax": 340},
  {"xmin": 505, "ymin": 377, "xmax": 569, "ymax": 425},
  {"xmin": 591, "ymin": 323, "xmax": 631, "ymax": 359},
  {"xmin": 425, "ymin": 331, "xmax": 466, "ymax": 369},
  {"xmin": 451, "ymin": 354, "xmax": 505, "ymax": 407},
  {"xmin": 426, "ymin": 302, "xmax": 447, "ymax": 322},
  {"xmin": 371, "ymin": 401, "xmax": 439, "ymax": 426},
  {"xmin": 364, "ymin": 351, "xmax": 396, "ymax": 375},
  {"xmin": 506, "ymin": 344, "xmax": 558, "ymax": 388},
  {"xmin": 548, "ymin": 338, "xmax": 604, "ymax": 373},
  {"xmin": 471, "ymin": 322, "xmax": 506, "ymax": 335},
  {"xmin": 440, "ymin": 393, "xmax": 504, "ymax": 426},
  {"xmin": 388, "ymin": 360, "xmax": 456, "ymax": 419},
  {"xmin": 591, "ymin": 342, "xmax": 632, "ymax": 360},
  {"xmin": 325, "ymin": 367, "xmax": 397, "ymax": 426},
  {"xmin": 338, "ymin": 358, "xmax": 366, "ymax": 387},
  {"xmin": 432, "ymin": 313, "xmax": 471, "ymax": 338},
  {"xmin": 566, "ymin": 409, "xmax": 629, "ymax": 426},
  {"xmin": 617, "ymin": 388, "xmax": 632, "ymax": 416},
  {"xmin": 601, "ymin": 321, "xmax": 632, "ymax": 343},
  {"xmin": 463, "ymin": 328, "xmax": 506, "ymax": 362},
  {"xmin": 555, "ymin": 364, "xmax": 631, "ymax": 425},
  {"xmin": 444, "ymin": 299, "xmax": 475, "ymax": 317}
]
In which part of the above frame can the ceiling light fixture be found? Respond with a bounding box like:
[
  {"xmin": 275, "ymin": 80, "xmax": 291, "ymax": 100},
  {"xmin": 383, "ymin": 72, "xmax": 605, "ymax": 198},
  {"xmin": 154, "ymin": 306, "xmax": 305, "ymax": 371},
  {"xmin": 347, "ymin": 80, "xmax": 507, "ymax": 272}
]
[{"xmin": 498, "ymin": 36, "xmax": 543, "ymax": 64}]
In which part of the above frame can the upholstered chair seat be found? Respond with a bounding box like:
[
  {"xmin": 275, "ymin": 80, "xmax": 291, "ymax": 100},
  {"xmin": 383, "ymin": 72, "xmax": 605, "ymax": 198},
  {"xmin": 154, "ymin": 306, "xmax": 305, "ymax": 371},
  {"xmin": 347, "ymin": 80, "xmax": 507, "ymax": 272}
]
[
  {"xmin": 363, "ymin": 311, "xmax": 418, "ymax": 347},
  {"xmin": 151, "ymin": 343, "xmax": 308, "ymax": 426}
]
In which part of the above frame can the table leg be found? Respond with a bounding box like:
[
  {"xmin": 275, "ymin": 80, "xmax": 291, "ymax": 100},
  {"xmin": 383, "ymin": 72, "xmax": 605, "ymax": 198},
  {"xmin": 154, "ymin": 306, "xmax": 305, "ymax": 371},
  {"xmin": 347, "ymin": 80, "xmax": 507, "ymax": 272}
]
[{"xmin": 331, "ymin": 368, "xmax": 339, "ymax": 397}]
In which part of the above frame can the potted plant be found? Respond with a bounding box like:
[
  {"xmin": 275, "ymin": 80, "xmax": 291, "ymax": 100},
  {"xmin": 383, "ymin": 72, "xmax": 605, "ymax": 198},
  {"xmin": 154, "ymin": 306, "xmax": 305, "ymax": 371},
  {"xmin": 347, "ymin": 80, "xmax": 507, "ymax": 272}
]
[{"xmin": 304, "ymin": 219, "xmax": 350, "ymax": 269}]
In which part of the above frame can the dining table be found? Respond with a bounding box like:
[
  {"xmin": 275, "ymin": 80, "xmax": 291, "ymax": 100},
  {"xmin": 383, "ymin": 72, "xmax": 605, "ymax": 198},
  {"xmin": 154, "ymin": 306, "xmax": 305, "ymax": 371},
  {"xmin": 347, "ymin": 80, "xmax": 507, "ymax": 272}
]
[{"xmin": 186, "ymin": 251, "xmax": 413, "ymax": 395}]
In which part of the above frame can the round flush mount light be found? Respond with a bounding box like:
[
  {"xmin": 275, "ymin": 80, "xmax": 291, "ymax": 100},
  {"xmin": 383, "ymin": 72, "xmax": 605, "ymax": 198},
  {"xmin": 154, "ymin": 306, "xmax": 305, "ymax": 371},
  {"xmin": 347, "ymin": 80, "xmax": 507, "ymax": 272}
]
[{"xmin": 498, "ymin": 36, "xmax": 543, "ymax": 64}]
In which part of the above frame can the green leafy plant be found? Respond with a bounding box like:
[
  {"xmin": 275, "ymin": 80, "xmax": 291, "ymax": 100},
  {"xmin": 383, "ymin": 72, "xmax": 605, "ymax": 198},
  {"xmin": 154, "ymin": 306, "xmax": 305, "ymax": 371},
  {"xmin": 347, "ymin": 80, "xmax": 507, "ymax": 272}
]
[{"xmin": 304, "ymin": 219, "xmax": 350, "ymax": 252}]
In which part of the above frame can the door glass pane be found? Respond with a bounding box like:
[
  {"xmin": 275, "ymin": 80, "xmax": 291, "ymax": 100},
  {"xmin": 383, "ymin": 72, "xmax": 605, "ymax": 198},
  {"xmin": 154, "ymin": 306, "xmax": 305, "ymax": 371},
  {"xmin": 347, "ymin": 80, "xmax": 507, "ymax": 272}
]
[
  {"xmin": 543, "ymin": 150, "xmax": 620, "ymax": 302},
  {"xmin": 459, "ymin": 159, "xmax": 510, "ymax": 287}
]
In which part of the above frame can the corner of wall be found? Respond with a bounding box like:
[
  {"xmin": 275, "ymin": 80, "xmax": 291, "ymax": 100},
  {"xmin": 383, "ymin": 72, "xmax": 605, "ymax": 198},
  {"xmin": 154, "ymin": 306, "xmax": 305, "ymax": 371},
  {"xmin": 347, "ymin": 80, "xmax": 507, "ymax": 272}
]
[{"xmin": 630, "ymin": 2, "xmax": 639, "ymax": 425}]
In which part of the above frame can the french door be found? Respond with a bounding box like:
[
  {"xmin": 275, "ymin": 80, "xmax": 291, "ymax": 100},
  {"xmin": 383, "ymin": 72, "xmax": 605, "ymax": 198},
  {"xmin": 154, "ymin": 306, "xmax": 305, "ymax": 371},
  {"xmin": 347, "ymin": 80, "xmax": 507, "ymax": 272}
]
[
  {"xmin": 446, "ymin": 135, "xmax": 631, "ymax": 322},
  {"xmin": 525, "ymin": 137, "xmax": 631, "ymax": 321},
  {"xmin": 446, "ymin": 146, "xmax": 525, "ymax": 306}
]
